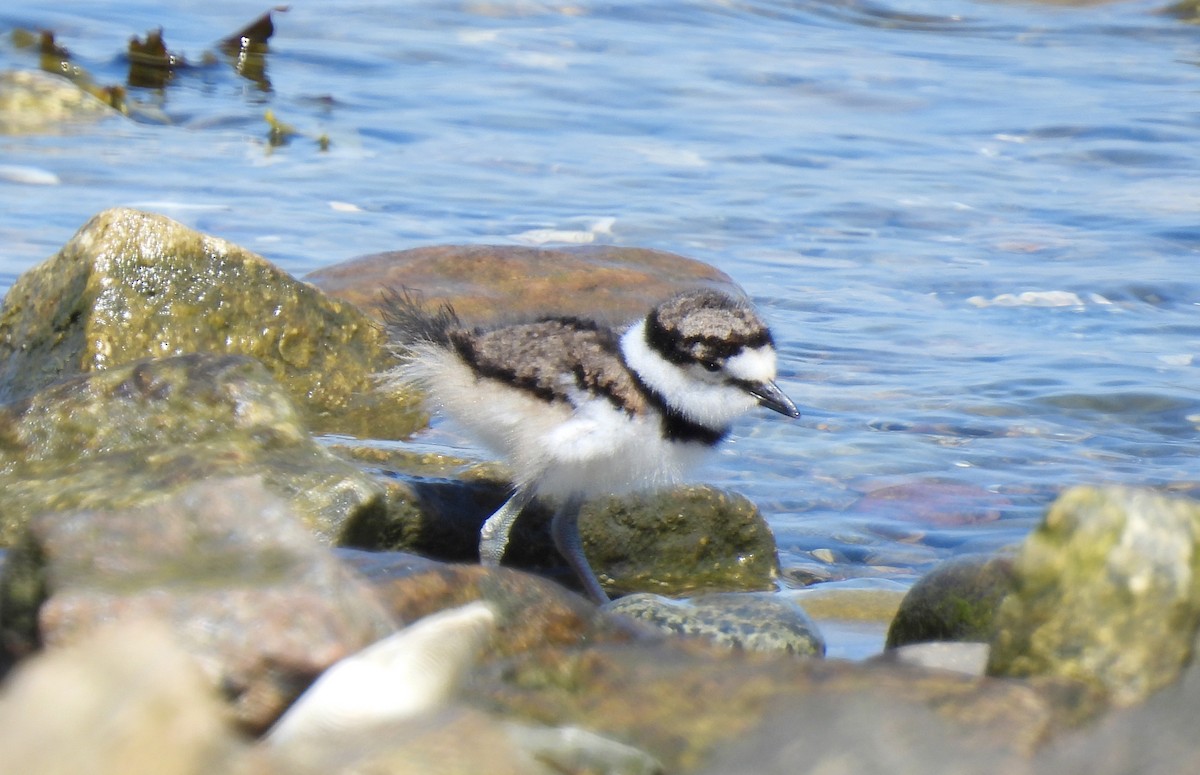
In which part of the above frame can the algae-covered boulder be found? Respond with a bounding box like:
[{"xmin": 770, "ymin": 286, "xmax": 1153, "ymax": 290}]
[
  {"xmin": 0, "ymin": 476, "xmax": 397, "ymax": 731},
  {"xmin": 579, "ymin": 486, "xmax": 780, "ymax": 597},
  {"xmin": 886, "ymin": 554, "xmax": 1015, "ymax": 649},
  {"xmin": 0, "ymin": 352, "xmax": 392, "ymax": 547},
  {"xmin": 0, "ymin": 207, "xmax": 423, "ymax": 439},
  {"xmin": 988, "ymin": 486, "xmax": 1200, "ymax": 706}
]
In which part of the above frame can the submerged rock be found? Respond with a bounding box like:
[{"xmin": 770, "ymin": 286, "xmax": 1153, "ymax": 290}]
[
  {"xmin": 988, "ymin": 486, "xmax": 1200, "ymax": 708},
  {"xmin": 0, "ymin": 476, "xmax": 397, "ymax": 731},
  {"xmin": 0, "ymin": 353, "xmax": 392, "ymax": 547},
  {"xmin": 0, "ymin": 207, "xmax": 422, "ymax": 438},
  {"xmin": 0, "ymin": 69, "xmax": 117, "ymax": 135}
]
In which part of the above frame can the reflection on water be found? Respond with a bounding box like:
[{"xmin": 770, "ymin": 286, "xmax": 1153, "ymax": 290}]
[{"xmin": 1, "ymin": 0, "xmax": 1198, "ymax": 586}]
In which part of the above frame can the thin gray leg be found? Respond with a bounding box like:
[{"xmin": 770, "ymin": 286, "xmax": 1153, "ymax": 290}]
[
  {"xmin": 551, "ymin": 493, "xmax": 609, "ymax": 604},
  {"xmin": 479, "ymin": 486, "xmax": 535, "ymax": 566}
]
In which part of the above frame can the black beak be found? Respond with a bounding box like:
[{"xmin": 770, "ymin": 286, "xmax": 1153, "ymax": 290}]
[{"xmin": 749, "ymin": 380, "xmax": 800, "ymax": 418}]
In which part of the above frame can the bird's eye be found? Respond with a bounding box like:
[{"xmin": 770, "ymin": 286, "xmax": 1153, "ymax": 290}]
[{"xmin": 701, "ymin": 360, "xmax": 721, "ymax": 372}]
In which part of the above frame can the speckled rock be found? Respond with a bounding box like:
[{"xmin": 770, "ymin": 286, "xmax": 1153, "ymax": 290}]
[
  {"xmin": 0, "ymin": 476, "xmax": 397, "ymax": 732},
  {"xmin": 605, "ymin": 592, "xmax": 824, "ymax": 657},
  {"xmin": 0, "ymin": 207, "xmax": 423, "ymax": 438},
  {"xmin": 988, "ymin": 486, "xmax": 1200, "ymax": 707},
  {"xmin": 306, "ymin": 243, "xmax": 742, "ymax": 328},
  {"xmin": 886, "ymin": 553, "xmax": 1015, "ymax": 649},
  {"xmin": 0, "ymin": 353, "xmax": 393, "ymax": 547}
]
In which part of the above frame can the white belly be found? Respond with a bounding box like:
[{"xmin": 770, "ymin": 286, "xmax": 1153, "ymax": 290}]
[{"xmin": 400, "ymin": 345, "xmax": 714, "ymax": 498}]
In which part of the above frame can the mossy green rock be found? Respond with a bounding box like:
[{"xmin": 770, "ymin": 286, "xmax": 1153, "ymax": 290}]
[
  {"xmin": 987, "ymin": 486, "xmax": 1200, "ymax": 706},
  {"xmin": 581, "ymin": 486, "xmax": 780, "ymax": 597},
  {"xmin": 885, "ymin": 554, "xmax": 1015, "ymax": 649},
  {"xmin": 0, "ymin": 352, "xmax": 391, "ymax": 547},
  {"xmin": 0, "ymin": 207, "xmax": 423, "ymax": 439}
]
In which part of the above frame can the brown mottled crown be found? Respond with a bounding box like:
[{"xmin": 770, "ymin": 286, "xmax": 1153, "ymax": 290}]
[{"xmin": 644, "ymin": 290, "xmax": 774, "ymax": 367}]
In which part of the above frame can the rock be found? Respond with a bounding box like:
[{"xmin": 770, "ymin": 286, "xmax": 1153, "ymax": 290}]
[
  {"xmin": 0, "ymin": 476, "xmax": 397, "ymax": 731},
  {"xmin": 0, "ymin": 207, "xmax": 422, "ymax": 438},
  {"xmin": 0, "ymin": 353, "xmax": 392, "ymax": 547},
  {"xmin": 578, "ymin": 486, "xmax": 780, "ymax": 597},
  {"xmin": 342, "ymin": 458, "xmax": 781, "ymax": 598},
  {"xmin": 879, "ymin": 642, "xmax": 991, "ymax": 676},
  {"xmin": 266, "ymin": 602, "xmax": 497, "ymax": 750},
  {"xmin": 886, "ymin": 554, "xmax": 1015, "ymax": 649},
  {"xmin": 0, "ymin": 620, "xmax": 247, "ymax": 775},
  {"xmin": 792, "ymin": 579, "xmax": 908, "ymax": 622},
  {"xmin": 0, "ymin": 69, "xmax": 117, "ymax": 134},
  {"xmin": 468, "ymin": 639, "xmax": 1063, "ymax": 772},
  {"xmin": 306, "ymin": 244, "xmax": 742, "ymax": 328},
  {"xmin": 988, "ymin": 486, "xmax": 1200, "ymax": 708},
  {"xmin": 605, "ymin": 592, "xmax": 824, "ymax": 657},
  {"xmin": 337, "ymin": 549, "xmax": 640, "ymax": 658},
  {"xmin": 1034, "ymin": 647, "xmax": 1200, "ymax": 775},
  {"xmin": 695, "ymin": 691, "xmax": 1025, "ymax": 775}
]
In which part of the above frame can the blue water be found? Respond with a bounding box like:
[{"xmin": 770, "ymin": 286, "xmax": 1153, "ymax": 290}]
[{"xmin": 2, "ymin": 1, "xmax": 1199, "ymax": 593}]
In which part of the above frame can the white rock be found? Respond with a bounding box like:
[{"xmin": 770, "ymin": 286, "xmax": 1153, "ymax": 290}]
[{"xmin": 266, "ymin": 601, "xmax": 497, "ymax": 747}]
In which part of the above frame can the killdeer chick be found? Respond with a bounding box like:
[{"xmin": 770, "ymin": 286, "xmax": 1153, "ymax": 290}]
[{"xmin": 383, "ymin": 288, "xmax": 799, "ymax": 603}]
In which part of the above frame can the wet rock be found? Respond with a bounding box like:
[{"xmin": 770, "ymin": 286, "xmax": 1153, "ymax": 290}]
[
  {"xmin": 306, "ymin": 243, "xmax": 742, "ymax": 328},
  {"xmin": 988, "ymin": 486, "xmax": 1200, "ymax": 708},
  {"xmin": 605, "ymin": 591, "xmax": 824, "ymax": 657},
  {"xmin": 886, "ymin": 553, "xmax": 1015, "ymax": 648},
  {"xmin": 0, "ymin": 620, "xmax": 248, "ymax": 775},
  {"xmin": 0, "ymin": 353, "xmax": 391, "ymax": 547},
  {"xmin": 579, "ymin": 486, "xmax": 780, "ymax": 597},
  {"xmin": 0, "ymin": 69, "xmax": 117, "ymax": 134},
  {"xmin": 0, "ymin": 207, "xmax": 422, "ymax": 438},
  {"xmin": 343, "ymin": 462, "xmax": 781, "ymax": 598},
  {"xmin": 0, "ymin": 476, "xmax": 397, "ymax": 732}
]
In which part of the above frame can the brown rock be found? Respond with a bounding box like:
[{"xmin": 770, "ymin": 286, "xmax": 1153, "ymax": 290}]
[
  {"xmin": 338, "ymin": 549, "xmax": 643, "ymax": 658},
  {"xmin": 305, "ymin": 244, "xmax": 742, "ymax": 327},
  {"xmin": 0, "ymin": 476, "xmax": 397, "ymax": 732}
]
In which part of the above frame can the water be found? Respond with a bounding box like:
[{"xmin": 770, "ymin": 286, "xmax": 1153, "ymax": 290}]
[{"xmin": 2, "ymin": 0, "xmax": 1198, "ymax": 592}]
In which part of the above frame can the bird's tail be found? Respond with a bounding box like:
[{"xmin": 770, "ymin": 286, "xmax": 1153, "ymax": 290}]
[{"xmin": 380, "ymin": 287, "xmax": 462, "ymax": 349}]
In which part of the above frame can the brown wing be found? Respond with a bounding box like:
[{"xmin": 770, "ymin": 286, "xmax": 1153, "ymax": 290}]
[{"xmin": 449, "ymin": 318, "xmax": 648, "ymax": 414}]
